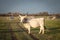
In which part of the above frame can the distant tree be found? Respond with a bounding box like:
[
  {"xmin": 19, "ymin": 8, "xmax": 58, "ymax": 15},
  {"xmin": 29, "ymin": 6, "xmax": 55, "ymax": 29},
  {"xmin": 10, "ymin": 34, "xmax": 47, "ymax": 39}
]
[
  {"xmin": 38, "ymin": 12, "xmax": 49, "ymax": 16},
  {"xmin": 55, "ymin": 13, "xmax": 60, "ymax": 18}
]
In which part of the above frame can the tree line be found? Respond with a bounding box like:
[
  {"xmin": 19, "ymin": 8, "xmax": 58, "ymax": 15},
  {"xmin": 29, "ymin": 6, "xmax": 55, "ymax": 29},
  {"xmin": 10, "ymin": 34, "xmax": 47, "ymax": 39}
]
[{"xmin": 0, "ymin": 12, "xmax": 60, "ymax": 18}]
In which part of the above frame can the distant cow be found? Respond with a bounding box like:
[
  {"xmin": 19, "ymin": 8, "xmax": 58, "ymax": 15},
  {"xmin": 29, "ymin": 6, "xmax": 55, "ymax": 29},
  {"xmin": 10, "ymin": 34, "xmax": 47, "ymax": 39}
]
[
  {"xmin": 51, "ymin": 16, "xmax": 56, "ymax": 20},
  {"xmin": 19, "ymin": 15, "xmax": 45, "ymax": 34}
]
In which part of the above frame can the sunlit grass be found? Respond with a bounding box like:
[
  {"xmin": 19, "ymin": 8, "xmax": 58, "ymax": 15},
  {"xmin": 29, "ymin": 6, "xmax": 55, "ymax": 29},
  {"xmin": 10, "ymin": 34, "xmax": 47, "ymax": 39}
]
[
  {"xmin": 45, "ymin": 19, "xmax": 60, "ymax": 28},
  {"xmin": 0, "ymin": 16, "xmax": 60, "ymax": 40}
]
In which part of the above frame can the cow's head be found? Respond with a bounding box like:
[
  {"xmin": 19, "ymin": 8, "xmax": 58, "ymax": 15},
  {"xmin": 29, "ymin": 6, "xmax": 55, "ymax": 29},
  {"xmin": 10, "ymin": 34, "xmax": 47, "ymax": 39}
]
[{"xmin": 19, "ymin": 15, "xmax": 28, "ymax": 23}]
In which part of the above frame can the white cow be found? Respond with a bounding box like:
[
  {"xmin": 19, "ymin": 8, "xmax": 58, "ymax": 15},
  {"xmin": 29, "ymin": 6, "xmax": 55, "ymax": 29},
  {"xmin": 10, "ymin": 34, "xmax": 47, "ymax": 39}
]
[{"xmin": 19, "ymin": 15, "xmax": 45, "ymax": 34}]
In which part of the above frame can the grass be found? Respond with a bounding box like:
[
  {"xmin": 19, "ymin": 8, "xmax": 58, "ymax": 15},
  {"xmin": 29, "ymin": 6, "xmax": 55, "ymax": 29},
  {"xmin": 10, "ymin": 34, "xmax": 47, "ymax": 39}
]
[
  {"xmin": 0, "ymin": 33, "xmax": 12, "ymax": 40},
  {"xmin": 0, "ymin": 16, "xmax": 60, "ymax": 40}
]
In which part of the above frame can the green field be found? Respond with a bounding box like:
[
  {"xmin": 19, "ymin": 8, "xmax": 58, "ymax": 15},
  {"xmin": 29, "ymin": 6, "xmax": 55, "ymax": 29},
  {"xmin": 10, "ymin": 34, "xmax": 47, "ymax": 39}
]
[{"xmin": 0, "ymin": 16, "xmax": 60, "ymax": 40}]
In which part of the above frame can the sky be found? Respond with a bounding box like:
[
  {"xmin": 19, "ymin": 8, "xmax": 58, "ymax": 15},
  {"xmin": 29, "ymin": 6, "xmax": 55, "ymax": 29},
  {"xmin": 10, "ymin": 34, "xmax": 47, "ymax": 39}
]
[{"xmin": 0, "ymin": 0, "xmax": 60, "ymax": 14}]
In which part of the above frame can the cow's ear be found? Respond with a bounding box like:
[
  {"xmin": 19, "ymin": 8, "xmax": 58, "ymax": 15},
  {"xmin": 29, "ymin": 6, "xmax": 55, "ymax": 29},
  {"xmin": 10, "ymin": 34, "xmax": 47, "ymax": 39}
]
[
  {"xmin": 19, "ymin": 15, "xmax": 22, "ymax": 17},
  {"xmin": 25, "ymin": 15, "xmax": 27, "ymax": 17}
]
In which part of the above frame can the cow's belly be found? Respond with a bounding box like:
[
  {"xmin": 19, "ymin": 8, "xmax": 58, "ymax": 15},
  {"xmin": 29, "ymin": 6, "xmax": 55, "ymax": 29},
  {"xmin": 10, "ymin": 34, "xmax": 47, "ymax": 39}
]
[{"xmin": 29, "ymin": 21, "xmax": 39, "ymax": 28}]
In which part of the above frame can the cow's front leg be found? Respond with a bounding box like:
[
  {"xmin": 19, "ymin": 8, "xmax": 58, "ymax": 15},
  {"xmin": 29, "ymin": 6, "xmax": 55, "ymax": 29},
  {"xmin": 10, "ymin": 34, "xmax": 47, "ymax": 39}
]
[
  {"xmin": 28, "ymin": 27, "xmax": 30, "ymax": 34},
  {"xmin": 42, "ymin": 29, "xmax": 44, "ymax": 34}
]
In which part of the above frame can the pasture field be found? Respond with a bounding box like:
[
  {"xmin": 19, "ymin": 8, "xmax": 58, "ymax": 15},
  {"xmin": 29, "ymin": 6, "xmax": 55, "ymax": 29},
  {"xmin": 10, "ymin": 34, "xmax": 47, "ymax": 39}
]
[{"xmin": 0, "ymin": 16, "xmax": 60, "ymax": 40}]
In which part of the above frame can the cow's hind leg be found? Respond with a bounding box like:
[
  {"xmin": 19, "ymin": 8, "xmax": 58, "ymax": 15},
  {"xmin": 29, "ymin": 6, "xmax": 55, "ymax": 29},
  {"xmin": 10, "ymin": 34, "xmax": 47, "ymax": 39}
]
[
  {"xmin": 39, "ymin": 25, "xmax": 44, "ymax": 34},
  {"xmin": 39, "ymin": 27, "xmax": 42, "ymax": 34}
]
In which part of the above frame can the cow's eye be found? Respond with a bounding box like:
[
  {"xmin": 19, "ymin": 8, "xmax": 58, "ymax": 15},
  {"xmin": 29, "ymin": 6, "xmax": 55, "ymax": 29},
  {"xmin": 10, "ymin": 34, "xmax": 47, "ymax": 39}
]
[
  {"xmin": 22, "ymin": 18, "xmax": 28, "ymax": 23},
  {"xmin": 24, "ymin": 18, "xmax": 27, "ymax": 20}
]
